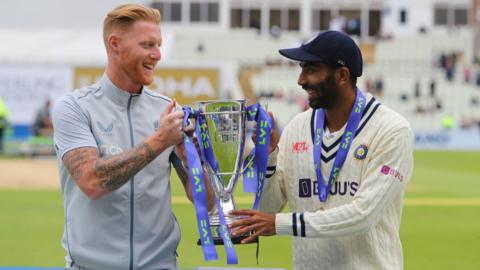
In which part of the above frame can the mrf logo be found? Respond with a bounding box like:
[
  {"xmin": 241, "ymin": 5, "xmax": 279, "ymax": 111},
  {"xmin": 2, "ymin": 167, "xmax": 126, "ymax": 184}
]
[
  {"xmin": 298, "ymin": 178, "xmax": 358, "ymax": 198},
  {"xmin": 293, "ymin": 141, "xmax": 308, "ymax": 153}
]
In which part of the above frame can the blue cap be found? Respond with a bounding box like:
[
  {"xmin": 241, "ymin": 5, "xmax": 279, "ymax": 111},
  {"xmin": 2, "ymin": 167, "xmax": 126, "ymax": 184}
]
[{"xmin": 279, "ymin": 31, "xmax": 363, "ymax": 77}]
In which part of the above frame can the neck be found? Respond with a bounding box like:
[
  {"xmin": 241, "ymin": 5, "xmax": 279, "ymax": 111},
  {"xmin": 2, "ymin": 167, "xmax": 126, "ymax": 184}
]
[
  {"xmin": 106, "ymin": 63, "xmax": 142, "ymax": 94},
  {"xmin": 324, "ymin": 88, "xmax": 356, "ymax": 132}
]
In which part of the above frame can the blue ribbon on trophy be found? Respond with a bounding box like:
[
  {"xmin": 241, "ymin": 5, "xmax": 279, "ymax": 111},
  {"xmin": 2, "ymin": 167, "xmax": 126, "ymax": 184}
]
[
  {"xmin": 182, "ymin": 107, "xmax": 219, "ymax": 261},
  {"xmin": 242, "ymin": 103, "xmax": 272, "ymax": 210},
  {"xmin": 181, "ymin": 101, "xmax": 272, "ymax": 264}
]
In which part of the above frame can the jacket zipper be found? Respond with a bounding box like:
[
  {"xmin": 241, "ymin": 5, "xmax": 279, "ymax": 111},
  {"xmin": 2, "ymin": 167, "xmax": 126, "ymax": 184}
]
[{"xmin": 127, "ymin": 96, "xmax": 135, "ymax": 270}]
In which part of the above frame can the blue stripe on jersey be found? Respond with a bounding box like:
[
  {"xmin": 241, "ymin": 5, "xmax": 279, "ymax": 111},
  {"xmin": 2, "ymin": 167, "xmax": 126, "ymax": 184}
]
[
  {"xmin": 310, "ymin": 97, "xmax": 378, "ymax": 154},
  {"xmin": 292, "ymin": 213, "xmax": 298, "ymax": 236},
  {"xmin": 299, "ymin": 213, "xmax": 306, "ymax": 237},
  {"xmin": 355, "ymin": 103, "xmax": 380, "ymax": 136},
  {"xmin": 266, "ymin": 166, "xmax": 276, "ymax": 178},
  {"xmin": 317, "ymin": 100, "xmax": 381, "ymax": 163}
]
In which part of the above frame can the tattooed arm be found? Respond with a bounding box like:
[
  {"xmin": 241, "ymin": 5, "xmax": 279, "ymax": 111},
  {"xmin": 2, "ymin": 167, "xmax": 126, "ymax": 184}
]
[
  {"xmin": 62, "ymin": 100, "xmax": 186, "ymax": 200},
  {"xmin": 63, "ymin": 142, "xmax": 157, "ymax": 199}
]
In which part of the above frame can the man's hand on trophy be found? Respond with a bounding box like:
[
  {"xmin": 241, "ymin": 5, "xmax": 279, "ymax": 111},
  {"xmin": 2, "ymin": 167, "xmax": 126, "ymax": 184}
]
[
  {"xmin": 183, "ymin": 117, "xmax": 195, "ymax": 136},
  {"xmin": 228, "ymin": 209, "xmax": 276, "ymax": 243},
  {"xmin": 174, "ymin": 117, "xmax": 195, "ymax": 165},
  {"xmin": 251, "ymin": 112, "xmax": 280, "ymax": 154},
  {"xmin": 155, "ymin": 99, "xmax": 186, "ymax": 149}
]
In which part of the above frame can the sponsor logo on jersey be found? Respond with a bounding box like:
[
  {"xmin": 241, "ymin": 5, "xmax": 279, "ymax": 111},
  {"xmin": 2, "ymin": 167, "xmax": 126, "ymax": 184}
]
[
  {"xmin": 381, "ymin": 165, "xmax": 404, "ymax": 182},
  {"xmin": 298, "ymin": 178, "xmax": 359, "ymax": 198},
  {"xmin": 292, "ymin": 141, "xmax": 309, "ymax": 153},
  {"xmin": 97, "ymin": 121, "xmax": 114, "ymax": 136},
  {"xmin": 99, "ymin": 144, "xmax": 124, "ymax": 156},
  {"xmin": 354, "ymin": 144, "xmax": 368, "ymax": 160},
  {"xmin": 298, "ymin": 178, "xmax": 312, "ymax": 197},
  {"xmin": 96, "ymin": 137, "xmax": 124, "ymax": 156}
]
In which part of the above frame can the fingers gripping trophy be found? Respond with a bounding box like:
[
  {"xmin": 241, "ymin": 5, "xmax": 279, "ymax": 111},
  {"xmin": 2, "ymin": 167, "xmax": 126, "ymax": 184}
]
[{"xmin": 182, "ymin": 100, "xmax": 272, "ymax": 264}]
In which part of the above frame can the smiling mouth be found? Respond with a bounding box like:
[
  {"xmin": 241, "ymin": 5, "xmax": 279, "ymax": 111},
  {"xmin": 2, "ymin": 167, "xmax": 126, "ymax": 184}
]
[
  {"xmin": 143, "ymin": 63, "xmax": 155, "ymax": 71},
  {"xmin": 305, "ymin": 89, "xmax": 317, "ymax": 97}
]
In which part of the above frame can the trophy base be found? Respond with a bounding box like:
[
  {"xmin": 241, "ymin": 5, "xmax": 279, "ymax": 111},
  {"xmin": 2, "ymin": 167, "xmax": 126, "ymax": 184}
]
[{"xmin": 197, "ymin": 234, "xmax": 259, "ymax": 245}]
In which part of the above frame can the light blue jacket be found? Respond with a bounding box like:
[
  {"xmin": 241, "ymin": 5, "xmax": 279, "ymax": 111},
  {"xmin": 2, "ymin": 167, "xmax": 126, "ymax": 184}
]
[{"xmin": 53, "ymin": 75, "xmax": 180, "ymax": 270}]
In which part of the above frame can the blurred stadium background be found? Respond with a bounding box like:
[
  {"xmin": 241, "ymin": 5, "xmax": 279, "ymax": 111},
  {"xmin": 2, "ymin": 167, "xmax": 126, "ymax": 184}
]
[{"xmin": 0, "ymin": 0, "xmax": 479, "ymax": 269}]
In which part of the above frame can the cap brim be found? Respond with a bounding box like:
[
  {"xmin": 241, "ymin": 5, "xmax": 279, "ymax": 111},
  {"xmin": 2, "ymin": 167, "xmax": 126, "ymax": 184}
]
[{"xmin": 278, "ymin": 47, "xmax": 327, "ymax": 62}]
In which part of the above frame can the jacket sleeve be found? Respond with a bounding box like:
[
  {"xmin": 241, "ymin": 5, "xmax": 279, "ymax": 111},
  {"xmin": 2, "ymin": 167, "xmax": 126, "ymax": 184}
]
[
  {"xmin": 275, "ymin": 125, "xmax": 414, "ymax": 237},
  {"xmin": 52, "ymin": 95, "xmax": 97, "ymax": 159}
]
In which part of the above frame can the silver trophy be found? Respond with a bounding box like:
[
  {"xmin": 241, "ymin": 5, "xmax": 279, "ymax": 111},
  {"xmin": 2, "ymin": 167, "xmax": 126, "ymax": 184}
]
[{"xmin": 195, "ymin": 100, "xmax": 255, "ymax": 245}]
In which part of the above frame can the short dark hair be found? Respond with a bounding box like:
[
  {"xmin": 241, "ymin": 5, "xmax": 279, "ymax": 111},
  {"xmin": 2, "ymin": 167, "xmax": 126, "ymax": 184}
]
[{"xmin": 326, "ymin": 65, "xmax": 357, "ymax": 89}]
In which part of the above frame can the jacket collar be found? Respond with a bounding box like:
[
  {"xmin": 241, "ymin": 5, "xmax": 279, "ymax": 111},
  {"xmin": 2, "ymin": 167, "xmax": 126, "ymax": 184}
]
[{"xmin": 98, "ymin": 74, "xmax": 142, "ymax": 106}]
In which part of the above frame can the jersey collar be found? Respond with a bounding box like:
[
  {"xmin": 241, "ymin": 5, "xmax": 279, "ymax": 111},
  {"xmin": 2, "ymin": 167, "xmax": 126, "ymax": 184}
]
[{"xmin": 98, "ymin": 74, "xmax": 142, "ymax": 107}]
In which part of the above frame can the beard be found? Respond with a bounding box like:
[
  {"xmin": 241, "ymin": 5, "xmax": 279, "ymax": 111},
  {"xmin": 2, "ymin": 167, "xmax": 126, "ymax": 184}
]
[{"xmin": 302, "ymin": 73, "xmax": 339, "ymax": 109}]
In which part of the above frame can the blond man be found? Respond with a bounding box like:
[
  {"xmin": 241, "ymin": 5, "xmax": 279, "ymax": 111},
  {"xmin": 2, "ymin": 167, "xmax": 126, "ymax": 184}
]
[{"xmin": 52, "ymin": 4, "xmax": 196, "ymax": 269}]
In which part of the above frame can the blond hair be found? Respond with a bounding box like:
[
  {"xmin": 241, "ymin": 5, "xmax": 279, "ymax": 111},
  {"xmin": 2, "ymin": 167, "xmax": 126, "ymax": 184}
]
[{"xmin": 103, "ymin": 4, "xmax": 161, "ymax": 48}]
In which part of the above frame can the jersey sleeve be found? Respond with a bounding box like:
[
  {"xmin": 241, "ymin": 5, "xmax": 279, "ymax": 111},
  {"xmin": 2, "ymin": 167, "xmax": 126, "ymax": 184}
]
[
  {"xmin": 275, "ymin": 124, "xmax": 414, "ymax": 237},
  {"xmin": 259, "ymin": 127, "xmax": 288, "ymax": 213},
  {"xmin": 52, "ymin": 95, "xmax": 98, "ymax": 159}
]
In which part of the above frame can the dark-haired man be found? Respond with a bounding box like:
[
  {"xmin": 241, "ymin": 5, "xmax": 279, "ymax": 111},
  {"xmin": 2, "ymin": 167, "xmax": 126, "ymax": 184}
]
[{"xmin": 230, "ymin": 31, "xmax": 413, "ymax": 270}]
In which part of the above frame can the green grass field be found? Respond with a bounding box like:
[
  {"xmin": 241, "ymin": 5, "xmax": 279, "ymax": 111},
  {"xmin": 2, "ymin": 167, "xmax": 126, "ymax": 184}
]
[{"xmin": 0, "ymin": 151, "xmax": 479, "ymax": 269}]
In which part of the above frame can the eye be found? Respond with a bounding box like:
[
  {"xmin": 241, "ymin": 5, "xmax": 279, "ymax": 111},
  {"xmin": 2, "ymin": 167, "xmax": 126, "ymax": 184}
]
[
  {"xmin": 141, "ymin": 42, "xmax": 155, "ymax": 49},
  {"xmin": 303, "ymin": 66, "xmax": 315, "ymax": 74}
]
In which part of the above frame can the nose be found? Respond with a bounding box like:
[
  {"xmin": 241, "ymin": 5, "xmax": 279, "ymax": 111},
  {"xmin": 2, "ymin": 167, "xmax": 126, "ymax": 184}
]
[
  {"xmin": 297, "ymin": 72, "xmax": 306, "ymax": 87},
  {"xmin": 150, "ymin": 47, "xmax": 161, "ymax": 61}
]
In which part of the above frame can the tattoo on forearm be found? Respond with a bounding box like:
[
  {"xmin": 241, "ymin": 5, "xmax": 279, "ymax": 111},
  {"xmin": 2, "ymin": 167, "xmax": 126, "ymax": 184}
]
[
  {"xmin": 64, "ymin": 147, "xmax": 97, "ymax": 181},
  {"xmin": 95, "ymin": 142, "xmax": 156, "ymax": 191}
]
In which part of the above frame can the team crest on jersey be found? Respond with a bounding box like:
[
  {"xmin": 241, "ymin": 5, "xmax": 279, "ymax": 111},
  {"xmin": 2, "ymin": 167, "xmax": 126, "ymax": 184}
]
[{"xmin": 353, "ymin": 144, "xmax": 368, "ymax": 160}]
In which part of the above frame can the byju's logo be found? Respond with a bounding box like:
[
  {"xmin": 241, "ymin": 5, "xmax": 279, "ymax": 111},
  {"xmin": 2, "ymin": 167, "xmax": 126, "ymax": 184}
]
[
  {"xmin": 298, "ymin": 178, "xmax": 359, "ymax": 198},
  {"xmin": 299, "ymin": 178, "xmax": 312, "ymax": 197},
  {"xmin": 97, "ymin": 121, "xmax": 114, "ymax": 136}
]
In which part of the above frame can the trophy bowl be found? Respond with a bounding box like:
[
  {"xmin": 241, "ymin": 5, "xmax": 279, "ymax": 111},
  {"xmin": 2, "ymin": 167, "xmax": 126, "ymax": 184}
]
[{"xmin": 195, "ymin": 100, "xmax": 257, "ymax": 245}]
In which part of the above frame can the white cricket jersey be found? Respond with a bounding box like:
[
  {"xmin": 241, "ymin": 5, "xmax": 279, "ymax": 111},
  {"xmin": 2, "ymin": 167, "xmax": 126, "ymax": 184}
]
[{"xmin": 261, "ymin": 94, "xmax": 414, "ymax": 270}]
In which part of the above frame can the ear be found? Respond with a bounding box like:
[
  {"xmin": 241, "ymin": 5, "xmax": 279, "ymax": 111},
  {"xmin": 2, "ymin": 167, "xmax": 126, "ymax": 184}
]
[
  {"xmin": 335, "ymin": 67, "xmax": 350, "ymax": 87},
  {"xmin": 107, "ymin": 34, "xmax": 120, "ymax": 53}
]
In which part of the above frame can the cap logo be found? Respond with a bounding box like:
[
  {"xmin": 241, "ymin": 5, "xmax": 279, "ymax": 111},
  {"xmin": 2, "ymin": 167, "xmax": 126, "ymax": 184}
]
[{"xmin": 337, "ymin": 59, "xmax": 345, "ymax": 66}]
